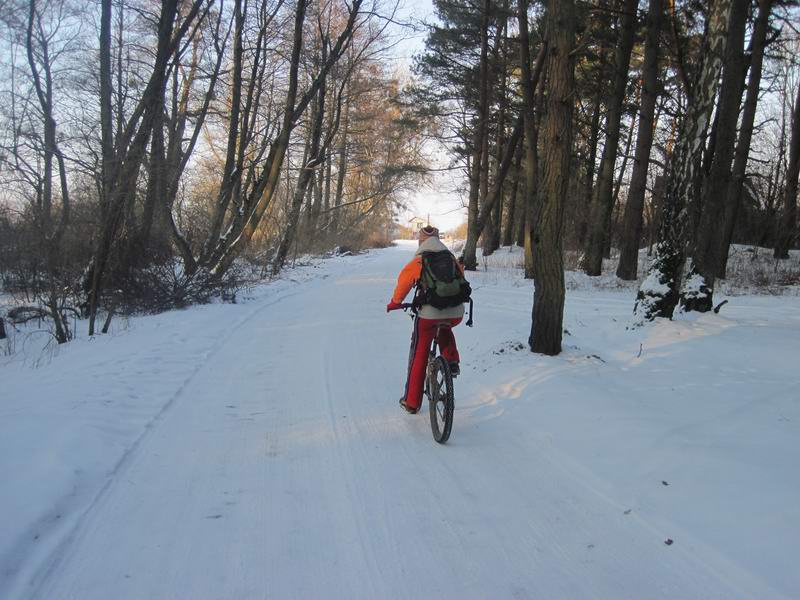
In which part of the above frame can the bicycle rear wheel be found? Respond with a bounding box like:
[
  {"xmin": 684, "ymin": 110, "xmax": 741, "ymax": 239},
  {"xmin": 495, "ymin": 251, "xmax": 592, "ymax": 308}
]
[{"xmin": 427, "ymin": 356, "xmax": 454, "ymax": 443}]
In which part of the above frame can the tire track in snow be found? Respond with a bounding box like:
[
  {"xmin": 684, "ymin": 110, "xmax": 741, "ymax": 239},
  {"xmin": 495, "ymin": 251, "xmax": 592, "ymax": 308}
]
[{"xmin": 23, "ymin": 283, "xmax": 311, "ymax": 600}]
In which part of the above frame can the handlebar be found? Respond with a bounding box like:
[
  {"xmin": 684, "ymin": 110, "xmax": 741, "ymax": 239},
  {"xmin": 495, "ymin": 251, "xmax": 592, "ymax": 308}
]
[
  {"xmin": 388, "ymin": 303, "xmax": 415, "ymax": 312},
  {"xmin": 389, "ymin": 299, "xmax": 473, "ymax": 327}
]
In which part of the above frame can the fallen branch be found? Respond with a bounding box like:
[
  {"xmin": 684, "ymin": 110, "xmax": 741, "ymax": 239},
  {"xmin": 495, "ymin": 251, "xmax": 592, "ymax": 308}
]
[{"xmin": 7, "ymin": 306, "xmax": 48, "ymax": 324}]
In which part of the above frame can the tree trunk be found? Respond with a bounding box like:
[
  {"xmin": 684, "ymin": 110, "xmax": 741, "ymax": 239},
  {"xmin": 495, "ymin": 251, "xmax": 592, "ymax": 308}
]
[
  {"xmin": 482, "ymin": 110, "xmax": 506, "ymax": 257},
  {"xmin": 273, "ymin": 58, "xmax": 327, "ymax": 275},
  {"xmin": 99, "ymin": 0, "xmax": 114, "ymax": 212},
  {"xmin": 579, "ymin": 48, "xmax": 607, "ymax": 248},
  {"xmin": 719, "ymin": 0, "xmax": 774, "ymax": 275},
  {"xmin": 331, "ymin": 93, "xmax": 350, "ymax": 239},
  {"xmin": 502, "ymin": 146, "xmax": 523, "ymax": 246},
  {"xmin": 462, "ymin": 115, "xmax": 525, "ymax": 267},
  {"xmin": 202, "ymin": 0, "xmax": 245, "ymax": 264},
  {"xmin": 526, "ymin": 0, "xmax": 575, "ymax": 355},
  {"xmin": 774, "ymin": 78, "xmax": 800, "ymax": 259},
  {"xmin": 634, "ymin": 0, "xmax": 733, "ymax": 322},
  {"xmin": 515, "ymin": 174, "xmax": 527, "ymax": 248},
  {"xmin": 583, "ymin": 0, "xmax": 638, "ymax": 276},
  {"xmin": 523, "ymin": 62, "xmax": 546, "ymax": 280},
  {"xmin": 683, "ymin": 0, "xmax": 749, "ymax": 312},
  {"xmin": 490, "ymin": 180, "xmax": 504, "ymax": 250},
  {"xmin": 462, "ymin": 0, "xmax": 492, "ymax": 271},
  {"xmin": 607, "ymin": 110, "xmax": 638, "ymax": 259},
  {"xmin": 322, "ymin": 102, "xmax": 333, "ymax": 238},
  {"xmin": 617, "ymin": 0, "xmax": 663, "ymax": 280},
  {"xmin": 518, "ymin": 0, "xmax": 537, "ymax": 280},
  {"xmin": 138, "ymin": 108, "xmax": 166, "ymax": 256},
  {"xmin": 26, "ymin": 0, "xmax": 72, "ymax": 343},
  {"xmin": 484, "ymin": 15, "xmax": 510, "ymax": 257}
]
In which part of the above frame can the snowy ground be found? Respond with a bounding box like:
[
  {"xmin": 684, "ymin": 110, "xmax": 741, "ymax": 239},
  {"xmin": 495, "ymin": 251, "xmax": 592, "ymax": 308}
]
[{"xmin": 1, "ymin": 241, "xmax": 799, "ymax": 599}]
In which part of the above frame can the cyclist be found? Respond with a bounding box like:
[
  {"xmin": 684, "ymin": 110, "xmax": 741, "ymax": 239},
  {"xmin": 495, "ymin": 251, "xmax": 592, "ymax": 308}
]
[{"xmin": 386, "ymin": 226, "xmax": 465, "ymax": 414}]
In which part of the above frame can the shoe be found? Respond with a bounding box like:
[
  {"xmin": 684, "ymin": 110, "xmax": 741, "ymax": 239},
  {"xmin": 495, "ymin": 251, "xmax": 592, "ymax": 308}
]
[
  {"xmin": 399, "ymin": 398, "xmax": 418, "ymax": 414},
  {"xmin": 449, "ymin": 361, "xmax": 460, "ymax": 377}
]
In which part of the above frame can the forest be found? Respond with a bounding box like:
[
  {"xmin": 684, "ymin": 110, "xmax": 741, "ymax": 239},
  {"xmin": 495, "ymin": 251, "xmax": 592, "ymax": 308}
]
[
  {"xmin": 1, "ymin": 0, "xmax": 799, "ymax": 355},
  {"xmin": 0, "ymin": 0, "xmax": 427, "ymax": 341},
  {"xmin": 2, "ymin": 2, "xmax": 799, "ymax": 597}
]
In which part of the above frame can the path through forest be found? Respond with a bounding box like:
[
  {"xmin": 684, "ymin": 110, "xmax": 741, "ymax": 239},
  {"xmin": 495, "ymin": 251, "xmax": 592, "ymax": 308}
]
[{"xmin": 3, "ymin": 243, "xmax": 798, "ymax": 599}]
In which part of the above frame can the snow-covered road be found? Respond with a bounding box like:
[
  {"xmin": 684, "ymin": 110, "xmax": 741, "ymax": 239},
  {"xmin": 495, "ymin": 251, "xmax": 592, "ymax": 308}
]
[{"xmin": 3, "ymin": 243, "xmax": 799, "ymax": 599}]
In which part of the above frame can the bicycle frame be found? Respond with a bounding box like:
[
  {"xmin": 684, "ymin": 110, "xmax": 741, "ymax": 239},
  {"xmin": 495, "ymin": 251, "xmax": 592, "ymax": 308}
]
[
  {"xmin": 391, "ymin": 302, "xmax": 455, "ymax": 442},
  {"xmin": 398, "ymin": 304, "xmax": 451, "ymax": 359},
  {"xmin": 429, "ymin": 322, "xmax": 452, "ymax": 358}
]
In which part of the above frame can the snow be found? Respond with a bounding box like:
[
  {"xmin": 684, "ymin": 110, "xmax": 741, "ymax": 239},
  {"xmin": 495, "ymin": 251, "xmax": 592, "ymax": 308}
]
[
  {"xmin": 681, "ymin": 270, "xmax": 706, "ymax": 297},
  {"xmin": 639, "ymin": 269, "xmax": 672, "ymax": 296},
  {"xmin": 1, "ymin": 241, "xmax": 799, "ymax": 599}
]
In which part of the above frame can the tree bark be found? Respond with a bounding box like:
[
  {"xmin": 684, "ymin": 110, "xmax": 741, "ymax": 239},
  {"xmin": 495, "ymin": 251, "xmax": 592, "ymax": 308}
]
[
  {"xmin": 463, "ymin": 0, "xmax": 492, "ymax": 271},
  {"xmin": 683, "ymin": 0, "xmax": 749, "ymax": 312},
  {"xmin": 719, "ymin": 0, "xmax": 774, "ymax": 275},
  {"xmin": 578, "ymin": 44, "xmax": 607, "ymax": 248},
  {"xmin": 634, "ymin": 0, "xmax": 733, "ymax": 322},
  {"xmin": 202, "ymin": 0, "xmax": 245, "ymax": 264},
  {"xmin": 774, "ymin": 78, "xmax": 800, "ymax": 259},
  {"xmin": 517, "ymin": 0, "xmax": 542, "ymax": 280},
  {"xmin": 617, "ymin": 0, "xmax": 664, "ymax": 280},
  {"xmin": 502, "ymin": 145, "xmax": 523, "ymax": 246},
  {"xmin": 332, "ymin": 88, "xmax": 350, "ymax": 238},
  {"xmin": 607, "ymin": 110, "xmax": 637, "ymax": 258},
  {"xmin": 26, "ymin": 0, "xmax": 72, "ymax": 342},
  {"xmin": 484, "ymin": 12, "xmax": 510, "ymax": 257},
  {"xmin": 526, "ymin": 0, "xmax": 575, "ymax": 355},
  {"xmin": 99, "ymin": 0, "xmax": 114, "ymax": 211},
  {"xmin": 273, "ymin": 52, "xmax": 328, "ymax": 275},
  {"xmin": 583, "ymin": 0, "xmax": 638, "ymax": 276}
]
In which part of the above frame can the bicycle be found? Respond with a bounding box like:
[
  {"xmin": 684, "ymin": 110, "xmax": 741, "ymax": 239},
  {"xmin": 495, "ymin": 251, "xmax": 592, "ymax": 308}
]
[{"xmin": 395, "ymin": 303, "xmax": 455, "ymax": 444}]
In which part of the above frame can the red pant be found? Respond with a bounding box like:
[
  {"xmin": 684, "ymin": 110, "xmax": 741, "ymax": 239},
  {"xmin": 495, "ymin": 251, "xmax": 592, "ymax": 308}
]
[{"xmin": 403, "ymin": 317, "xmax": 462, "ymax": 410}]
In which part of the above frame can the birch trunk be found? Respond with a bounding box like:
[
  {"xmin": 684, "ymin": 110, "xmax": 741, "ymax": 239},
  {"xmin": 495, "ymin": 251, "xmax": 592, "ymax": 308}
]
[{"xmin": 634, "ymin": 0, "xmax": 733, "ymax": 322}]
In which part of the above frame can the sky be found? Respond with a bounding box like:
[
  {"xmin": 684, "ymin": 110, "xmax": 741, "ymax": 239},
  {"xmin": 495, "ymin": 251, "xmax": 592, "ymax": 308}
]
[{"xmin": 386, "ymin": 0, "xmax": 470, "ymax": 232}]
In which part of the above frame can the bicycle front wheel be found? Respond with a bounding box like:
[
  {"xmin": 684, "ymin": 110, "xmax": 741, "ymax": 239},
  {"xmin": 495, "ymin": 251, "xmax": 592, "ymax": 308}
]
[{"xmin": 428, "ymin": 356, "xmax": 454, "ymax": 444}]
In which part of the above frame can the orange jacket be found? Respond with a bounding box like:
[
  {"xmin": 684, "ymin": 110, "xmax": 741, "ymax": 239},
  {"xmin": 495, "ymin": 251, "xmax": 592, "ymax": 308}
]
[
  {"xmin": 391, "ymin": 243, "xmax": 465, "ymax": 304},
  {"xmin": 391, "ymin": 255, "xmax": 424, "ymax": 304}
]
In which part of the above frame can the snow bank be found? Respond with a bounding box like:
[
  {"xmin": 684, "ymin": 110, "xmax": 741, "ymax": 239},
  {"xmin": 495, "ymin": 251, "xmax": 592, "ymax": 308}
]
[{"xmin": 465, "ymin": 242, "xmax": 800, "ymax": 297}]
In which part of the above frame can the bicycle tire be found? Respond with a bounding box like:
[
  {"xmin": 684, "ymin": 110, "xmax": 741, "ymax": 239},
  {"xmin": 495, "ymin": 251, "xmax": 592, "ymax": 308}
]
[{"xmin": 428, "ymin": 356, "xmax": 454, "ymax": 443}]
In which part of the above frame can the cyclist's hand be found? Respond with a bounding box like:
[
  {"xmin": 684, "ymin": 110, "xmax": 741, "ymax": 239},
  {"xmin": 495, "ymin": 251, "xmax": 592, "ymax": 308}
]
[{"xmin": 386, "ymin": 300, "xmax": 403, "ymax": 312}]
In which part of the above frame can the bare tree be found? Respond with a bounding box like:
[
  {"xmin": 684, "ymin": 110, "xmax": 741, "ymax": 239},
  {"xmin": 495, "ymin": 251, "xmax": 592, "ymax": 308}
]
[
  {"xmin": 87, "ymin": 0, "xmax": 210, "ymax": 334},
  {"xmin": 201, "ymin": 0, "xmax": 366, "ymax": 276},
  {"xmin": 23, "ymin": 0, "xmax": 73, "ymax": 342}
]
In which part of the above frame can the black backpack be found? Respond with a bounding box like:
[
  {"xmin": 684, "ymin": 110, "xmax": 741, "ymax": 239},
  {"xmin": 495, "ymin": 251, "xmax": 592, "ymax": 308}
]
[{"xmin": 414, "ymin": 250, "xmax": 472, "ymax": 310}]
